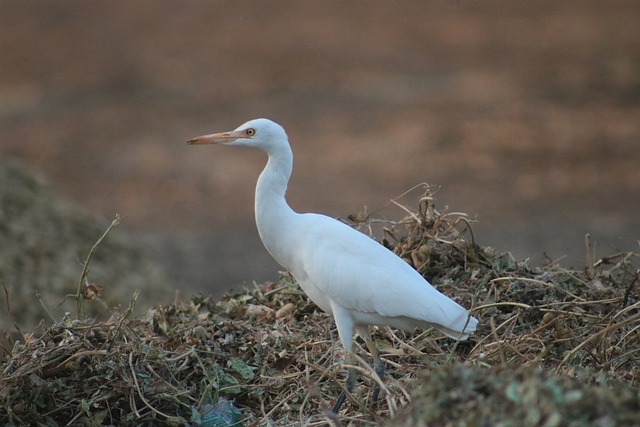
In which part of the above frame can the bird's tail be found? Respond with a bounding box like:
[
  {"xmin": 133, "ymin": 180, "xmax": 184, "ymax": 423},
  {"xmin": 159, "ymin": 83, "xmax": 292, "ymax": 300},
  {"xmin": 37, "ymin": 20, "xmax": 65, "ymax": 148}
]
[{"xmin": 433, "ymin": 312, "xmax": 478, "ymax": 341}]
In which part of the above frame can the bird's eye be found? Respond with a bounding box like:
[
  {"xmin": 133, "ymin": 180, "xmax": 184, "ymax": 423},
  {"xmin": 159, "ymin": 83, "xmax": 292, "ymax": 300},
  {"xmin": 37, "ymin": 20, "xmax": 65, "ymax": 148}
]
[{"xmin": 246, "ymin": 128, "xmax": 256, "ymax": 136}]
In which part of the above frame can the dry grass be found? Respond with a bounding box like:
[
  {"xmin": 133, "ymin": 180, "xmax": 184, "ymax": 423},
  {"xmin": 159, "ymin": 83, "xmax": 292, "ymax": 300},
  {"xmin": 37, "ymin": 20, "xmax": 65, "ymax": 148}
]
[{"xmin": 1, "ymin": 185, "xmax": 638, "ymax": 426}]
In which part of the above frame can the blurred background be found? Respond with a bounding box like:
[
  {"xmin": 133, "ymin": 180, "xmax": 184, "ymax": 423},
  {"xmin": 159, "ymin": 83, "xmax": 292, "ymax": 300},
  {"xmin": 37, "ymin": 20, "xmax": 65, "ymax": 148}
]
[{"xmin": 1, "ymin": 0, "xmax": 639, "ymax": 299}]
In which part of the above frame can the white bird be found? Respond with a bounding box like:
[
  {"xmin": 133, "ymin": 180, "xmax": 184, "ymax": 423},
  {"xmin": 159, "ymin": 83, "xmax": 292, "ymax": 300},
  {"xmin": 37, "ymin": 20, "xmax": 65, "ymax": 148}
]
[{"xmin": 188, "ymin": 118, "xmax": 478, "ymax": 412}]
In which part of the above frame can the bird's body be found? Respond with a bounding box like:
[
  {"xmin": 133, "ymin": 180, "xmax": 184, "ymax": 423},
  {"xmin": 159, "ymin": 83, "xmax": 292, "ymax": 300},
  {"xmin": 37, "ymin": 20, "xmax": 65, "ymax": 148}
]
[
  {"xmin": 263, "ymin": 211, "xmax": 474, "ymax": 338},
  {"xmin": 188, "ymin": 118, "xmax": 478, "ymax": 411}
]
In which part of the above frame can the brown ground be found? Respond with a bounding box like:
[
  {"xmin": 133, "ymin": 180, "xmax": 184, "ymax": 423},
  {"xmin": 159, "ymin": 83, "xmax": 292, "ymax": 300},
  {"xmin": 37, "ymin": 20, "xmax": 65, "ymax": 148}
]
[{"xmin": 1, "ymin": 0, "xmax": 639, "ymax": 295}]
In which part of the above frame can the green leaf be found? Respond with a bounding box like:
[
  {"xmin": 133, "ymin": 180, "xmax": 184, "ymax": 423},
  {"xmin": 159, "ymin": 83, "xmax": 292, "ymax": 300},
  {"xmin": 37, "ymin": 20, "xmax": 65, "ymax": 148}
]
[{"xmin": 228, "ymin": 358, "xmax": 256, "ymax": 380}]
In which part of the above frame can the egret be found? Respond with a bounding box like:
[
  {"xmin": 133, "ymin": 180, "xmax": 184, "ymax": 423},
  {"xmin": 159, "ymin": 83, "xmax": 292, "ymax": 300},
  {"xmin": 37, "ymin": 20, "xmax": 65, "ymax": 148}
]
[{"xmin": 187, "ymin": 118, "xmax": 478, "ymax": 412}]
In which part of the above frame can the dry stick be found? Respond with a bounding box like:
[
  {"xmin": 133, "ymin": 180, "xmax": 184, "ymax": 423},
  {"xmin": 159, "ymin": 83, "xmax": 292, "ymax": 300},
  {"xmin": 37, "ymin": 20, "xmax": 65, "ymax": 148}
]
[
  {"xmin": 144, "ymin": 362, "xmax": 191, "ymax": 401},
  {"xmin": 66, "ymin": 393, "xmax": 114, "ymax": 427},
  {"xmin": 458, "ymin": 216, "xmax": 476, "ymax": 245},
  {"xmin": 622, "ymin": 272, "xmax": 639, "ymax": 308},
  {"xmin": 309, "ymin": 413, "xmax": 377, "ymax": 427},
  {"xmin": 258, "ymin": 393, "xmax": 268, "ymax": 421},
  {"xmin": 107, "ymin": 289, "xmax": 140, "ymax": 350},
  {"xmin": 304, "ymin": 414, "xmax": 341, "ymax": 427},
  {"xmin": 390, "ymin": 199, "xmax": 420, "ymax": 222},
  {"xmin": 260, "ymin": 386, "xmax": 297, "ymax": 423},
  {"xmin": 65, "ymin": 393, "xmax": 100, "ymax": 427},
  {"xmin": 259, "ymin": 371, "xmax": 306, "ymax": 382},
  {"xmin": 302, "ymin": 354, "xmax": 367, "ymax": 417},
  {"xmin": 299, "ymin": 346, "xmax": 313, "ymax": 423},
  {"xmin": 51, "ymin": 350, "xmax": 108, "ymax": 373},
  {"xmin": 300, "ymin": 357, "xmax": 347, "ymax": 404},
  {"xmin": 610, "ymin": 346, "xmax": 640, "ymax": 371},
  {"xmin": 585, "ymin": 233, "xmax": 596, "ymax": 280},
  {"xmin": 445, "ymin": 312, "xmax": 475, "ymax": 365},
  {"xmin": 538, "ymin": 308, "xmax": 601, "ymax": 320},
  {"xmin": 474, "ymin": 301, "xmax": 531, "ymax": 311},
  {"xmin": 340, "ymin": 355, "xmax": 396, "ymax": 414},
  {"xmin": 385, "ymin": 327, "xmax": 426, "ymax": 356},
  {"xmin": 593, "ymin": 250, "xmax": 636, "ymax": 268},
  {"xmin": 129, "ymin": 389, "xmax": 140, "ymax": 418},
  {"xmin": 543, "ymin": 298, "xmax": 622, "ymax": 306},
  {"xmin": 35, "ymin": 290, "xmax": 58, "ymax": 323},
  {"xmin": 349, "ymin": 349, "xmax": 398, "ymax": 416},
  {"xmin": 165, "ymin": 349, "xmax": 195, "ymax": 364},
  {"xmin": 76, "ymin": 214, "xmax": 120, "ymax": 318},
  {"xmin": 367, "ymin": 182, "xmax": 431, "ymax": 218},
  {"xmin": 490, "ymin": 317, "xmax": 507, "ymax": 366},
  {"xmin": 490, "ymin": 276, "xmax": 586, "ymax": 301},
  {"xmin": 395, "ymin": 380, "xmax": 412, "ymax": 406},
  {"xmin": 128, "ymin": 352, "xmax": 175, "ymax": 421},
  {"xmin": 617, "ymin": 318, "xmax": 640, "ymax": 344},
  {"xmin": 468, "ymin": 313, "xmax": 520, "ymax": 358},
  {"xmin": 195, "ymin": 357, "xmax": 217, "ymax": 410},
  {"xmin": 2, "ymin": 281, "xmax": 25, "ymax": 340},
  {"xmin": 608, "ymin": 301, "xmax": 640, "ymax": 351},
  {"xmin": 612, "ymin": 300, "xmax": 640, "ymax": 321},
  {"xmin": 557, "ymin": 310, "xmax": 640, "ymax": 371}
]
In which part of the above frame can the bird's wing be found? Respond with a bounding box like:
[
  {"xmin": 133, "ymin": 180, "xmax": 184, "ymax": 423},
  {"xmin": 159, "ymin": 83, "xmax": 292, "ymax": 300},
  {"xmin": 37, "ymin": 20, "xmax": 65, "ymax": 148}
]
[{"xmin": 294, "ymin": 214, "xmax": 473, "ymax": 331}]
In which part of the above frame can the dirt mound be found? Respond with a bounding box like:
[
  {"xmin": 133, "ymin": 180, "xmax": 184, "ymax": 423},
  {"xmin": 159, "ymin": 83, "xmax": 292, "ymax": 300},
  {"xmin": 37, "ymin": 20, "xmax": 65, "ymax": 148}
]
[
  {"xmin": 389, "ymin": 364, "xmax": 640, "ymax": 427},
  {"xmin": 0, "ymin": 158, "xmax": 173, "ymax": 332},
  {"xmin": 0, "ymin": 187, "xmax": 637, "ymax": 425}
]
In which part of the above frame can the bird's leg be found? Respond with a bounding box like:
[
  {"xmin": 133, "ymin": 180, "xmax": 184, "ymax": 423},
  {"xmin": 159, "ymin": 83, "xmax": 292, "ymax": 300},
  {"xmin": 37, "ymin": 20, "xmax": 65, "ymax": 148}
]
[
  {"xmin": 330, "ymin": 303, "xmax": 358, "ymax": 413},
  {"xmin": 332, "ymin": 358, "xmax": 356, "ymax": 413},
  {"xmin": 363, "ymin": 333, "xmax": 385, "ymax": 404}
]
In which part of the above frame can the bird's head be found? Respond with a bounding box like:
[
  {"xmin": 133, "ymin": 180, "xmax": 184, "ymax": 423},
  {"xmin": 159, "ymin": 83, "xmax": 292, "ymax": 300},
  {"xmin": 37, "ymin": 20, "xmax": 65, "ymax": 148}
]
[{"xmin": 187, "ymin": 118, "xmax": 288, "ymax": 153}]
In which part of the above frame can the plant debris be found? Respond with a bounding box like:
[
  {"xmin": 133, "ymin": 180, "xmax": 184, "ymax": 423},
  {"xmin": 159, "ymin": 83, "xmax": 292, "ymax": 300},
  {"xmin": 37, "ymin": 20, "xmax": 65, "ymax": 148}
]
[
  {"xmin": 1, "ymin": 185, "xmax": 638, "ymax": 426},
  {"xmin": 388, "ymin": 364, "xmax": 640, "ymax": 427}
]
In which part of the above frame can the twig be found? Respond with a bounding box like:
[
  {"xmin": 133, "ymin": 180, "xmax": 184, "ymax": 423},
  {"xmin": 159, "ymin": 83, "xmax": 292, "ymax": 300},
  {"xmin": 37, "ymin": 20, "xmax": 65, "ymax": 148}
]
[
  {"xmin": 2, "ymin": 281, "xmax": 25, "ymax": 340},
  {"xmin": 107, "ymin": 289, "xmax": 140, "ymax": 350},
  {"xmin": 622, "ymin": 272, "xmax": 638, "ymax": 308},
  {"xmin": 51, "ymin": 350, "xmax": 108, "ymax": 374},
  {"xmin": 36, "ymin": 290, "xmax": 58, "ymax": 323},
  {"xmin": 557, "ymin": 311, "xmax": 640, "ymax": 370},
  {"xmin": 490, "ymin": 317, "xmax": 506, "ymax": 366},
  {"xmin": 368, "ymin": 182, "xmax": 431, "ymax": 217},
  {"xmin": 585, "ymin": 233, "xmax": 596, "ymax": 280},
  {"xmin": 390, "ymin": 200, "xmax": 420, "ymax": 222},
  {"xmin": 128, "ymin": 352, "xmax": 175, "ymax": 421},
  {"xmin": 474, "ymin": 301, "xmax": 532, "ymax": 311},
  {"xmin": 490, "ymin": 276, "xmax": 585, "ymax": 301},
  {"xmin": 76, "ymin": 215, "xmax": 120, "ymax": 318}
]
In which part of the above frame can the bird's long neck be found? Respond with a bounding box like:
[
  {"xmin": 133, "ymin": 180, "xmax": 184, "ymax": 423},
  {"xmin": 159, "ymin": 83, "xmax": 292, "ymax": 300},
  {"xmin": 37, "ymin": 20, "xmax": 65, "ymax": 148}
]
[{"xmin": 255, "ymin": 144, "xmax": 297, "ymax": 266}]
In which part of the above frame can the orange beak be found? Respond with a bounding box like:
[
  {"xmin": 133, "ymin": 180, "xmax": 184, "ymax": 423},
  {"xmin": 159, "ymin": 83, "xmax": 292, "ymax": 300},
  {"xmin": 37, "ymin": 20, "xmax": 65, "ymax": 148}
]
[{"xmin": 187, "ymin": 129, "xmax": 245, "ymax": 145}]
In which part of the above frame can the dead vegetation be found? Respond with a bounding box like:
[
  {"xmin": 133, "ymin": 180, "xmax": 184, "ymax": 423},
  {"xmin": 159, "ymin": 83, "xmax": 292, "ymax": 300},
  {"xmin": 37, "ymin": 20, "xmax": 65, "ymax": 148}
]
[{"xmin": 1, "ymin": 185, "xmax": 638, "ymax": 426}]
